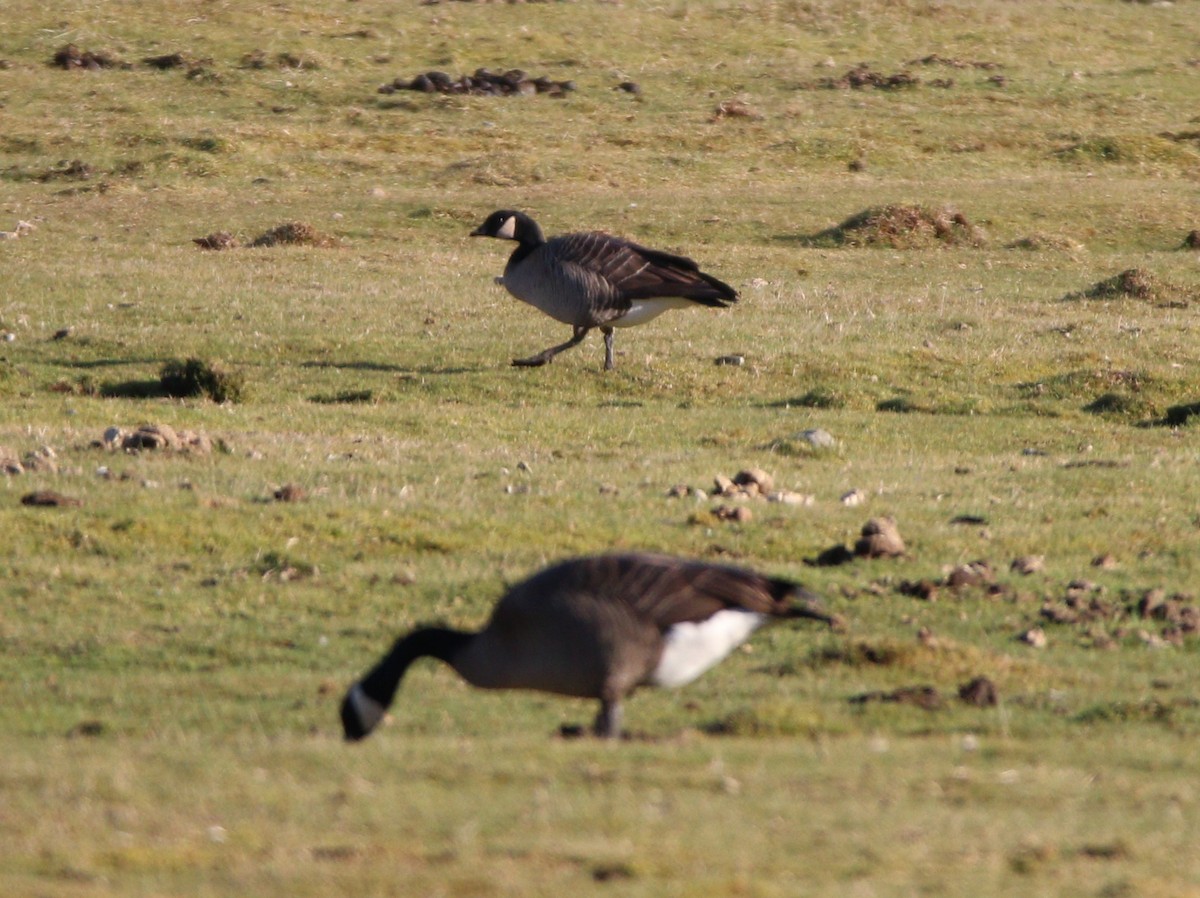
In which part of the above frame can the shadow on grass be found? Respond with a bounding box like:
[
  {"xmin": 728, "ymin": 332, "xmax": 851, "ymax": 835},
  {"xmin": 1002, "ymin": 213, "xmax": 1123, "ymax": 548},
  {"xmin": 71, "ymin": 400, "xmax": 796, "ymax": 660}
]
[{"xmin": 300, "ymin": 360, "xmax": 483, "ymax": 375}]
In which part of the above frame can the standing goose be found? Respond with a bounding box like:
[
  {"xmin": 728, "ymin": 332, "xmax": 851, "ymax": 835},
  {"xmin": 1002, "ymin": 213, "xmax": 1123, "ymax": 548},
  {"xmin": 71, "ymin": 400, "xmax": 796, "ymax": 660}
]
[
  {"xmin": 340, "ymin": 553, "xmax": 838, "ymax": 741},
  {"xmin": 470, "ymin": 210, "xmax": 738, "ymax": 370}
]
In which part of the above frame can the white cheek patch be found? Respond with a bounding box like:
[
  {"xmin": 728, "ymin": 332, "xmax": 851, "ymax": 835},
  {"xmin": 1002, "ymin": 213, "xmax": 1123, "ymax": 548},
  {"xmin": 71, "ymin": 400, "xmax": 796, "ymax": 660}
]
[
  {"xmin": 495, "ymin": 215, "xmax": 517, "ymax": 239},
  {"xmin": 650, "ymin": 609, "xmax": 768, "ymax": 688},
  {"xmin": 348, "ymin": 683, "xmax": 387, "ymax": 733}
]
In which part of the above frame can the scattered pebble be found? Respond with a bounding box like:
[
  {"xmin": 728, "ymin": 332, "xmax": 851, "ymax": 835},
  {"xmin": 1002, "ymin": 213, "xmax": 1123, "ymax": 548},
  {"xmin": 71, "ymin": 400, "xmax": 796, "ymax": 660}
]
[
  {"xmin": 840, "ymin": 489, "xmax": 865, "ymax": 506},
  {"xmin": 713, "ymin": 354, "xmax": 745, "ymax": 366}
]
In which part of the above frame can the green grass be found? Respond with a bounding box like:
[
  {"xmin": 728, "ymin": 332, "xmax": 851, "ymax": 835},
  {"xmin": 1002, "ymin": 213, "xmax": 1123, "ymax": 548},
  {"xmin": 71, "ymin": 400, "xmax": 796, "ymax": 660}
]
[{"xmin": 3, "ymin": 1, "xmax": 1200, "ymax": 895}]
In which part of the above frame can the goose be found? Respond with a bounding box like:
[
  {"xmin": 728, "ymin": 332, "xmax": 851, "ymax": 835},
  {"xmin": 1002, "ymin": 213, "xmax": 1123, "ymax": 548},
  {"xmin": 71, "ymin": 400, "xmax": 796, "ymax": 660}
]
[
  {"xmin": 340, "ymin": 552, "xmax": 838, "ymax": 741},
  {"xmin": 470, "ymin": 210, "xmax": 738, "ymax": 370}
]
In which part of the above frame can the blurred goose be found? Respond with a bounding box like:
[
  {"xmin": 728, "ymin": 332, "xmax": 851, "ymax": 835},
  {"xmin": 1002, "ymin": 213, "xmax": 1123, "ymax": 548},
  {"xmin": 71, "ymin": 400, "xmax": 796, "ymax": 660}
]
[
  {"xmin": 470, "ymin": 210, "xmax": 738, "ymax": 370},
  {"xmin": 340, "ymin": 552, "xmax": 838, "ymax": 740}
]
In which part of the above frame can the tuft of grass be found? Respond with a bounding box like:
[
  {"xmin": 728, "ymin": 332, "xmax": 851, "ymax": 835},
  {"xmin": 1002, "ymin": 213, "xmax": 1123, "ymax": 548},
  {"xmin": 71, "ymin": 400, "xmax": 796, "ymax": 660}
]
[{"xmin": 159, "ymin": 358, "xmax": 247, "ymax": 403}]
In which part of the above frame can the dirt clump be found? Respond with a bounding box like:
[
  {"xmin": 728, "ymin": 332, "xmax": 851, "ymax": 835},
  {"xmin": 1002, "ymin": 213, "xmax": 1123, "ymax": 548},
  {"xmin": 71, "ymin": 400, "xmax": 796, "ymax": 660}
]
[
  {"xmin": 381, "ymin": 68, "xmax": 575, "ymax": 98},
  {"xmin": 850, "ymin": 685, "xmax": 942, "ymax": 710},
  {"xmin": 958, "ymin": 676, "xmax": 999, "ymax": 707},
  {"xmin": 249, "ymin": 221, "xmax": 341, "ymax": 248},
  {"xmin": 51, "ymin": 44, "xmax": 126, "ymax": 70},
  {"xmin": 807, "ymin": 204, "xmax": 986, "ymax": 249},
  {"xmin": 1070, "ymin": 268, "xmax": 1197, "ymax": 305},
  {"xmin": 21, "ymin": 490, "xmax": 82, "ymax": 507},
  {"xmin": 193, "ymin": 231, "xmax": 239, "ymax": 250},
  {"xmin": 819, "ymin": 64, "xmax": 919, "ymax": 90},
  {"xmin": 106, "ymin": 424, "xmax": 213, "ymax": 455}
]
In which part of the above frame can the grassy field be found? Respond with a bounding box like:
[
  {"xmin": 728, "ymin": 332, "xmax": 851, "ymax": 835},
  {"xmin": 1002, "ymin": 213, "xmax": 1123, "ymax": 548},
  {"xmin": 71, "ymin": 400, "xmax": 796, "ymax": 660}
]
[{"xmin": 2, "ymin": 1, "xmax": 1200, "ymax": 895}]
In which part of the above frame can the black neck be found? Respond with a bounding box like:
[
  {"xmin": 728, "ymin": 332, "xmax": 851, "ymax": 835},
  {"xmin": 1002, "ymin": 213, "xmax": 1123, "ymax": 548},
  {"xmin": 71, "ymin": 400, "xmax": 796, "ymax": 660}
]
[{"xmin": 358, "ymin": 626, "xmax": 473, "ymax": 708}]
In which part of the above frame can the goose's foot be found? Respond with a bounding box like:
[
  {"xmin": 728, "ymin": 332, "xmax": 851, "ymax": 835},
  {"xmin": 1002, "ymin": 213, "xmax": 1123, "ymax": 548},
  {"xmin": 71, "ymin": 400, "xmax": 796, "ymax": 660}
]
[{"xmin": 510, "ymin": 326, "xmax": 590, "ymax": 369}]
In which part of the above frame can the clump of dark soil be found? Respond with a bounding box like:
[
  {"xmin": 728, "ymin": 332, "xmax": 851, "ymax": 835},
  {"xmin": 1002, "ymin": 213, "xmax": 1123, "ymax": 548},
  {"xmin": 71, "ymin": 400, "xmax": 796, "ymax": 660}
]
[
  {"xmin": 817, "ymin": 64, "xmax": 920, "ymax": 90},
  {"xmin": 908, "ymin": 53, "xmax": 1003, "ymax": 71},
  {"xmin": 240, "ymin": 50, "xmax": 320, "ymax": 71},
  {"xmin": 21, "ymin": 490, "xmax": 82, "ymax": 507},
  {"xmin": 36, "ymin": 159, "xmax": 95, "ymax": 182},
  {"xmin": 804, "ymin": 204, "xmax": 987, "ymax": 249},
  {"xmin": 1068, "ymin": 268, "xmax": 1197, "ymax": 305},
  {"xmin": 248, "ymin": 221, "xmax": 342, "ymax": 248},
  {"xmin": 380, "ymin": 68, "xmax": 575, "ymax": 98},
  {"xmin": 850, "ymin": 685, "xmax": 942, "ymax": 710},
  {"xmin": 193, "ymin": 231, "xmax": 239, "ymax": 250},
  {"xmin": 1181, "ymin": 230, "xmax": 1200, "ymax": 249},
  {"xmin": 51, "ymin": 44, "xmax": 127, "ymax": 70}
]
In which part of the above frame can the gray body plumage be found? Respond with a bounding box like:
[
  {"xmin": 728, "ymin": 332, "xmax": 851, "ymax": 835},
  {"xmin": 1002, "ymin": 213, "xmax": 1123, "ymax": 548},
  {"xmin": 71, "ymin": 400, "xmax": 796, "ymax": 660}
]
[
  {"xmin": 471, "ymin": 210, "xmax": 738, "ymax": 369},
  {"xmin": 340, "ymin": 553, "xmax": 837, "ymax": 740}
]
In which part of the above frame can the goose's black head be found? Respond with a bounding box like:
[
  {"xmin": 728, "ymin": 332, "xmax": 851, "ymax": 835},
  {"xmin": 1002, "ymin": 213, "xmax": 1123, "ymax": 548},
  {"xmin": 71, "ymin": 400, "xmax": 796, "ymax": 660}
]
[{"xmin": 470, "ymin": 210, "xmax": 545, "ymax": 245}]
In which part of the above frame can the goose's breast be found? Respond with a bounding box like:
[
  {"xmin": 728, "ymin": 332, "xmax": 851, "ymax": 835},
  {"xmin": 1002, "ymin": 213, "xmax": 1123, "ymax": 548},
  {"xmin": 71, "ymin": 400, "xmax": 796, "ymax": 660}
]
[{"xmin": 501, "ymin": 250, "xmax": 611, "ymax": 327}]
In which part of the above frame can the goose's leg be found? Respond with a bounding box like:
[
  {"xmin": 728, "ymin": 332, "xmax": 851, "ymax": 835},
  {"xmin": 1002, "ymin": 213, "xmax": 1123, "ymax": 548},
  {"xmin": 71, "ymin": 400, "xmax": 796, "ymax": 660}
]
[
  {"xmin": 601, "ymin": 326, "xmax": 615, "ymax": 371},
  {"xmin": 512, "ymin": 326, "xmax": 589, "ymax": 367},
  {"xmin": 593, "ymin": 697, "xmax": 623, "ymax": 740}
]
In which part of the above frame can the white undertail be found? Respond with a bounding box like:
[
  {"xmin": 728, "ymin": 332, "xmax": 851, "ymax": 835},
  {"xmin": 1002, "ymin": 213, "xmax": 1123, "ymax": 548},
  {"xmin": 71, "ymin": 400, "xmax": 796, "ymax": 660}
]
[{"xmin": 650, "ymin": 609, "xmax": 768, "ymax": 688}]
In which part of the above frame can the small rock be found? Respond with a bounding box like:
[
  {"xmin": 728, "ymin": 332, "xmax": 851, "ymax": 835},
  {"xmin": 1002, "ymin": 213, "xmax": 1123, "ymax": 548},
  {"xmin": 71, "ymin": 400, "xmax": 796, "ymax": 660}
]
[
  {"xmin": 733, "ymin": 467, "xmax": 774, "ymax": 495},
  {"xmin": 1020, "ymin": 627, "xmax": 1047, "ymax": 649},
  {"xmin": 1010, "ymin": 555, "xmax": 1044, "ymax": 575},
  {"xmin": 102, "ymin": 426, "xmax": 126, "ymax": 447},
  {"xmin": 1, "ymin": 446, "xmax": 22, "ymax": 475},
  {"xmin": 123, "ymin": 424, "xmax": 180, "ymax": 451},
  {"xmin": 795, "ymin": 428, "xmax": 836, "ymax": 449},
  {"xmin": 713, "ymin": 354, "xmax": 745, "ymax": 366},
  {"xmin": 767, "ymin": 490, "xmax": 814, "ymax": 506},
  {"xmin": 946, "ymin": 560, "xmax": 994, "ymax": 589},
  {"xmin": 713, "ymin": 473, "xmax": 735, "ymax": 495},
  {"xmin": 840, "ymin": 489, "xmax": 866, "ymax": 507},
  {"xmin": 854, "ymin": 517, "xmax": 905, "ymax": 558},
  {"xmin": 1091, "ymin": 553, "xmax": 1118, "ymax": 569},
  {"xmin": 713, "ymin": 504, "xmax": 753, "ymax": 523}
]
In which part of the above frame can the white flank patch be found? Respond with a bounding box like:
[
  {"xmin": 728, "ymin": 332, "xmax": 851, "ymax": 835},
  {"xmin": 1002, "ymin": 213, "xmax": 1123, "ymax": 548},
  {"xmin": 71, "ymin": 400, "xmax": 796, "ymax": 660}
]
[
  {"xmin": 614, "ymin": 297, "xmax": 694, "ymax": 327},
  {"xmin": 348, "ymin": 683, "xmax": 386, "ymax": 733},
  {"xmin": 495, "ymin": 215, "xmax": 517, "ymax": 240},
  {"xmin": 651, "ymin": 609, "xmax": 768, "ymax": 688}
]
